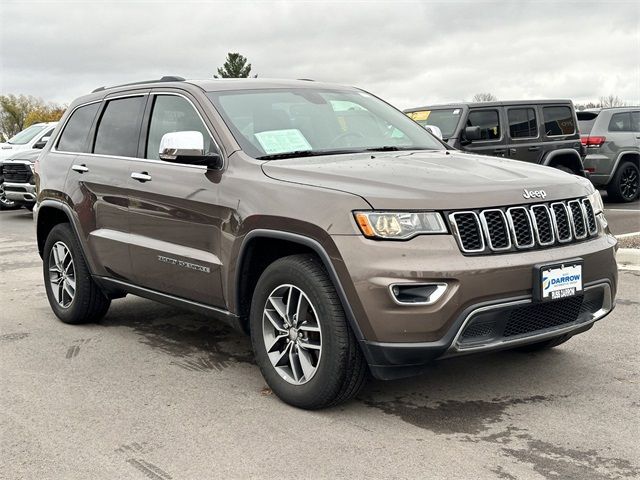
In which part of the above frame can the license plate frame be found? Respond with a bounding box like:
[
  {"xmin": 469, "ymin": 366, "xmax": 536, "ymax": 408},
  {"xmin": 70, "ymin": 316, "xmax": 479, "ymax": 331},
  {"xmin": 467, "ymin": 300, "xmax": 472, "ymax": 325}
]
[{"xmin": 533, "ymin": 258, "xmax": 583, "ymax": 302}]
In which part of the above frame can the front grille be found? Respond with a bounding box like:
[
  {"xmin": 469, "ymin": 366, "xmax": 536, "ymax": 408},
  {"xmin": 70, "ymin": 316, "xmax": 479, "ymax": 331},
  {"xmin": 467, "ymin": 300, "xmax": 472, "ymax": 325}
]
[
  {"xmin": 503, "ymin": 295, "xmax": 583, "ymax": 337},
  {"xmin": 449, "ymin": 197, "xmax": 598, "ymax": 255},
  {"xmin": 2, "ymin": 164, "xmax": 31, "ymax": 183}
]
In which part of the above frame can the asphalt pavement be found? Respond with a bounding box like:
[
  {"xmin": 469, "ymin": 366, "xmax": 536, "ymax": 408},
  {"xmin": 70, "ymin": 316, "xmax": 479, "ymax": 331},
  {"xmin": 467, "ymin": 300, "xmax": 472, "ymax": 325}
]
[{"xmin": 1, "ymin": 207, "xmax": 639, "ymax": 480}]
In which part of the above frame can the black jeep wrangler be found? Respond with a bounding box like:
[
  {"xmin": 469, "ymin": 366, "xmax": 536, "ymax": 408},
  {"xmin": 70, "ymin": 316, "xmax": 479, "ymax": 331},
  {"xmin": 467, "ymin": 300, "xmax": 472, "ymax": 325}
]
[{"xmin": 405, "ymin": 100, "xmax": 586, "ymax": 176}]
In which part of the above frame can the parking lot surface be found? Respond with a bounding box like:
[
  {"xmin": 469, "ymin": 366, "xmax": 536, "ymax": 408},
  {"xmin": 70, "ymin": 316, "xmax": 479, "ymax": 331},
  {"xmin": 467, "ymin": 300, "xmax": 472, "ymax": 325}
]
[{"xmin": 1, "ymin": 208, "xmax": 639, "ymax": 480}]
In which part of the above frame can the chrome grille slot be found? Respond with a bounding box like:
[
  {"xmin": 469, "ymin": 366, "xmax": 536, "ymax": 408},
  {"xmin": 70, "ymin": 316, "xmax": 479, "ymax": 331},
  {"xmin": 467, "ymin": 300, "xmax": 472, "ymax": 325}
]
[
  {"xmin": 530, "ymin": 205, "xmax": 555, "ymax": 246},
  {"xmin": 582, "ymin": 199, "xmax": 598, "ymax": 235},
  {"xmin": 550, "ymin": 202, "xmax": 572, "ymax": 243},
  {"xmin": 568, "ymin": 200, "xmax": 587, "ymax": 239},
  {"xmin": 480, "ymin": 209, "xmax": 511, "ymax": 251},
  {"xmin": 450, "ymin": 212, "xmax": 484, "ymax": 253},
  {"xmin": 507, "ymin": 207, "xmax": 535, "ymax": 248}
]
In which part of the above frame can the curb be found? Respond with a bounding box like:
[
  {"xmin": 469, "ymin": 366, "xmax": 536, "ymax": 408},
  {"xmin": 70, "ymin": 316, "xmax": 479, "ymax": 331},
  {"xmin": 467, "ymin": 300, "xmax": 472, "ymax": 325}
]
[{"xmin": 617, "ymin": 248, "xmax": 640, "ymax": 268}]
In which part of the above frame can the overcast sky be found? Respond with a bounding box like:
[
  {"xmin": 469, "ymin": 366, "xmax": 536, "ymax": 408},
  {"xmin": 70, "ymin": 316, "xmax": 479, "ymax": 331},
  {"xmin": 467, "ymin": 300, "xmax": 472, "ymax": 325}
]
[{"xmin": 1, "ymin": 0, "xmax": 638, "ymax": 109}]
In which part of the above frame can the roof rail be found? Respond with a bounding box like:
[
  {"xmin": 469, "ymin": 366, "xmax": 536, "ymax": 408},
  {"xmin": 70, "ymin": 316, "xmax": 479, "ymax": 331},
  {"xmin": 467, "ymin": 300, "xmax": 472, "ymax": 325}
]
[{"xmin": 92, "ymin": 76, "xmax": 185, "ymax": 93}]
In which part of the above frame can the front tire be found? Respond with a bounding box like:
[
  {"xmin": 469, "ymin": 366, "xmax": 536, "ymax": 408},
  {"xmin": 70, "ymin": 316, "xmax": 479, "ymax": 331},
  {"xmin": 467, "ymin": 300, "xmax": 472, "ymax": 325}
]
[
  {"xmin": 607, "ymin": 161, "xmax": 639, "ymax": 202},
  {"xmin": 250, "ymin": 254, "xmax": 367, "ymax": 409},
  {"xmin": 43, "ymin": 223, "xmax": 111, "ymax": 324}
]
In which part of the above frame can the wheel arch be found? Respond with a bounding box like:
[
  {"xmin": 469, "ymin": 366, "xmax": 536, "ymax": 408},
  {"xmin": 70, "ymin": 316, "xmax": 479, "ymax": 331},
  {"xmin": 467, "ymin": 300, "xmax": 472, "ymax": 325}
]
[
  {"xmin": 234, "ymin": 229, "xmax": 364, "ymax": 341},
  {"xmin": 543, "ymin": 149, "xmax": 586, "ymax": 176},
  {"xmin": 36, "ymin": 200, "xmax": 88, "ymax": 266}
]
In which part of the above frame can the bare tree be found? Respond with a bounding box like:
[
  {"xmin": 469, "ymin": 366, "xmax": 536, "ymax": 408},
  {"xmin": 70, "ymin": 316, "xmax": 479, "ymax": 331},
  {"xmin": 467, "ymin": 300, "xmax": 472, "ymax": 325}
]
[
  {"xmin": 472, "ymin": 93, "xmax": 498, "ymax": 102},
  {"xmin": 599, "ymin": 95, "xmax": 627, "ymax": 108}
]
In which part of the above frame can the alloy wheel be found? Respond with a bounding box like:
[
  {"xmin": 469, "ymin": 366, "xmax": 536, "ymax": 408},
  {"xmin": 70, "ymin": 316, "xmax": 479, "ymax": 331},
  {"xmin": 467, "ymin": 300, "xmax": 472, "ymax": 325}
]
[
  {"xmin": 262, "ymin": 284, "xmax": 322, "ymax": 385},
  {"xmin": 620, "ymin": 165, "xmax": 639, "ymax": 200},
  {"xmin": 48, "ymin": 241, "xmax": 76, "ymax": 308}
]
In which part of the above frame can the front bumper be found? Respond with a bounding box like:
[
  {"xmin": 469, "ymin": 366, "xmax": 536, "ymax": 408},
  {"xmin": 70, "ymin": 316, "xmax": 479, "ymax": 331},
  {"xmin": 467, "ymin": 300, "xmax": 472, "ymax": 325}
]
[
  {"xmin": 4, "ymin": 182, "xmax": 36, "ymax": 203},
  {"xmin": 331, "ymin": 232, "xmax": 618, "ymax": 379}
]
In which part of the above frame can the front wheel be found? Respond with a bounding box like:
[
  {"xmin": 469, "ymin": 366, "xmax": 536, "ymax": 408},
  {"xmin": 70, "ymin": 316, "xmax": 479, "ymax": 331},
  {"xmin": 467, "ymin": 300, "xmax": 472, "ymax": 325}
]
[
  {"xmin": 43, "ymin": 223, "xmax": 111, "ymax": 324},
  {"xmin": 607, "ymin": 161, "xmax": 639, "ymax": 202},
  {"xmin": 250, "ymin": 254, "xmax": 367, "ymax": 409},
  {"xmin": 0, "ymin": 180, "xmax": 20, "ymax": 210}
]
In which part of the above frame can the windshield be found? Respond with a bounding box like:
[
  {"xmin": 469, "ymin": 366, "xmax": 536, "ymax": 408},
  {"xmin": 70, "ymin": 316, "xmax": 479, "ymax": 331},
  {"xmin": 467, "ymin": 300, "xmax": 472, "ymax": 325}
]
[
  {"xmin": 405, "ymin": 109, "xmax": 463, "ymax": 139},
  {"xmin": 7, "ymin": 124, "xmax": 47, "ymax": 145},
  {"xmin": 206, "ymin": 88, "xmax": 445, "ymax": 159}
]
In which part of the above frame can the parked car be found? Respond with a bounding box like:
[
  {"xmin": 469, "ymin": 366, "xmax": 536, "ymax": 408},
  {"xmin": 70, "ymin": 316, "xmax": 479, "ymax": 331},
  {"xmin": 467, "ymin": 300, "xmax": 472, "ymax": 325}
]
[
  {"xmin": 1, "ymin": 149, "xmax": 40, "ymax": 210},
  {"xmin": 35, "ymin": 78, "xmax": 616, "ymax": 409},
  {"xmin": 0, "ymin": 122, "xmax": 58, "ymax": 160},
  {"xmin": 404, "ymin": 101, "xmax": 586, "ymax": 175},
  {"xmin": 577, "ymin": 108, "xmax": 640, "ymax": 202}
]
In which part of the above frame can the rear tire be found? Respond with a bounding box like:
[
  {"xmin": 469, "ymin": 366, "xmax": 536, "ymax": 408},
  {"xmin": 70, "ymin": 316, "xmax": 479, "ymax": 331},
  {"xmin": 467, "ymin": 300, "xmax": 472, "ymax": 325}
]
[
  {"xmin": 43, "ymin": 223, "xmax": 111, "ymax": 324},
  {"xmin": 514, "ymin": 334, "xmax": 571, "ymax": 352},
  {"xmin": 250, "ymin": 254, "xmax": 367, "ymax": 409},
  {"xmin": 607, "ymin": 161, "xmax": 639, "ymax": 202}
]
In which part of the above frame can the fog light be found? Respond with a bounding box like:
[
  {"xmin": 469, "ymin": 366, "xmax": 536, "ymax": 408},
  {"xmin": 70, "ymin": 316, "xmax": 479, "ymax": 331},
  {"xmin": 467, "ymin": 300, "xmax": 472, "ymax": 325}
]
[{"xmin": 389, "ymin": 283, "xmax": 447, "ymax": 305}]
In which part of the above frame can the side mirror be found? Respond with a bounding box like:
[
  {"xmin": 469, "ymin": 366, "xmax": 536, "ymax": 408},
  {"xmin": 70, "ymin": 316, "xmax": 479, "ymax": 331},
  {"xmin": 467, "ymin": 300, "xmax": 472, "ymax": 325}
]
[
  {"xmin": 159, "ymin": 131, "xmax": 222, "ymax": 170},
  {"xmin": 423, "ymin": 125, "xmax": 443, "ymax": 140},
  {"xmin": 463, "ymin": 126, "xmax": 482, "ymax": 142},
  {"xmin": 33, "ymin": 136, "xmax": 50, "ymax": 149}
]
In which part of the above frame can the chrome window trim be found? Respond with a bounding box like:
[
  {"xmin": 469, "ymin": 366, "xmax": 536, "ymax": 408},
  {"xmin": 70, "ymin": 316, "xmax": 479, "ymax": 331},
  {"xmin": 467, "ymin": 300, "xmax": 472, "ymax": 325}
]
[
  {"xmin": 449, "ymin": 211, "xmax": 485, "ymax": 253},
  {"xmin": 529, "ymin": 204, "xmax": 555, "ymax": 246},
  {"xmin": 506, "ymin": 206, "xmax": 535, "ymax": 249},
  {"xmin": 550, "ymin": 202, "xmax": 573, "ymax": 243},
  {"xmin": 581, "ymin": 198, "xmax": 598, "ymax": 236},
  {"xmin": 479, "ymin": 209, "xmax": 512, "ymax": 251},
  {"xmin": 447, "ymin": 282, "xmax": 612, "ymax": 354},
  {"xmin": 388, "ymin": 282, "xmax": 448, "ymax": 306},
  {"xmin": 567, "ymin": 199, "xmax": 588, "ymax": 240},
  {"xmin": 52, "ymin": 91, "xmax": 224, "ymax": 171}
]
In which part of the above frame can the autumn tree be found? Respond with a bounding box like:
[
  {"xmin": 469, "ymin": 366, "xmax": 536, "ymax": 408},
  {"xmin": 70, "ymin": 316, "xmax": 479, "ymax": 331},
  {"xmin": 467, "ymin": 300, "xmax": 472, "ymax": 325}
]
[
  {"xmin": 214, "ymin": 52, "xmax": 257, "ymax": 78},
  {"xmin": 472, "ymin": 93, "xmax": 498, "ymax": 102},
  {"xmin": 0, "ymin": 94, "xmax": 66, "ymax": 142}
]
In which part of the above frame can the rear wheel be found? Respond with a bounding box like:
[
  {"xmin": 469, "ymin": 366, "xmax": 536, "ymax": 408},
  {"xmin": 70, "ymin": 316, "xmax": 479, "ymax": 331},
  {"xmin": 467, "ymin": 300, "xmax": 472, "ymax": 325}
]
[
  {"xmin": 43, "ymin": 223, "xmax": 111, "ymax": 324},
  {"xmin": 514, "ymin": 334, "xmax": 571, "ymax": 352},
  {"xmin": 607, "ymin": 161, "xmax": 639, "ymax": 202},
  {"xmin": 250, "ymin": 254, "xmax": 367, "ymax": 409}
]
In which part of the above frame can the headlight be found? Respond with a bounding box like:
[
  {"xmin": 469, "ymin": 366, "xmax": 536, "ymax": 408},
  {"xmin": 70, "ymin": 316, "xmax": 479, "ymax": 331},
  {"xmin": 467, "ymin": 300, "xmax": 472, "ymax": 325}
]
[
  {"xmin": 354, "ymin": 211, "xmax": 447, "ymax": 240},
  {"xmin": 587, "ymin": 190, "xmax": 604, "ymax": 214}
]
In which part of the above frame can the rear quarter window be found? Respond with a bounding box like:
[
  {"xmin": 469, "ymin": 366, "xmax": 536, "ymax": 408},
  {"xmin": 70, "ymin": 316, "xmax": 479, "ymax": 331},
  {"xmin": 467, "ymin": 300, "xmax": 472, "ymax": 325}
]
[
  {"xmin": 57, "ymin": 103, "xmax": 100, "ymax": 153},
  {"xmin": 543, "ymin": 106, "xmax": 575, "ymax": 136}
]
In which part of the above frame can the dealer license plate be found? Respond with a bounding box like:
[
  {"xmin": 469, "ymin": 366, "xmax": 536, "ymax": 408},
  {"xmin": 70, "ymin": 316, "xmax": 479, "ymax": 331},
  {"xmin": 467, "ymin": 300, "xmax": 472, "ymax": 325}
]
[{"xmin": 540, "ymin": 263, "xmax": 583, "ymax": 301}]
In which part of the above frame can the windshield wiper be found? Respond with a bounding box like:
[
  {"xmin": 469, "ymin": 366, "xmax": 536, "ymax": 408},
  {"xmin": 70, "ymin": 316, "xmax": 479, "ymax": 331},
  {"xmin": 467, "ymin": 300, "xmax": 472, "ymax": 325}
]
[
  {"xmin": 256, "ymin": 149, "xmax": 363, "ymax": 160},
  {"xmin": 364, "ymin": 146, "xmax": 439, "ymax": 152}
]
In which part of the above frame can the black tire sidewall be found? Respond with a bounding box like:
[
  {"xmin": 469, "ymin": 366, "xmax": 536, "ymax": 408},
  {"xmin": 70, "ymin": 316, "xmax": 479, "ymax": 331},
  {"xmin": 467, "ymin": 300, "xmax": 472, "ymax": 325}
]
[
  {"xmin": 43, "ymin": 223, "xmax": 98, "ymax": 324},
  {"xmin": 609, "ymin": 161, "xmax": 639, "ymax": 202},
  {"xmin": 250, "ymin": 256, "xmax": 349, "ymax": 408}
]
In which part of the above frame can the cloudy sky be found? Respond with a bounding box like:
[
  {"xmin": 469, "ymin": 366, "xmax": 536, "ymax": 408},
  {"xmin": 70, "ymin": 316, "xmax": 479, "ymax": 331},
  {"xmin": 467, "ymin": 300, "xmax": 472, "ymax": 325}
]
[{"xmin": 1, "ymin": 0, "xmax": 638, "ymax": 109}]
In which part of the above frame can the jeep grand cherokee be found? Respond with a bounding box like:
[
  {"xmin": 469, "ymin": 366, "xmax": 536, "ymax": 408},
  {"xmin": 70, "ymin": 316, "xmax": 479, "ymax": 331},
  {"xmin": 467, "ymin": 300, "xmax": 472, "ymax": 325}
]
[{"xmin": 34, "ymin": 78, "xmax": 617, "ymax": 409}]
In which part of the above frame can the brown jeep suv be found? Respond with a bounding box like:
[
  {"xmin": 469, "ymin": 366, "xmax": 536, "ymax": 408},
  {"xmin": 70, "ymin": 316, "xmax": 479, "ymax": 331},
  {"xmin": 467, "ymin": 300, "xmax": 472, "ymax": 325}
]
[{"xmin": 35, "ymin": 78, "xmax": 618, "ymax": 409}]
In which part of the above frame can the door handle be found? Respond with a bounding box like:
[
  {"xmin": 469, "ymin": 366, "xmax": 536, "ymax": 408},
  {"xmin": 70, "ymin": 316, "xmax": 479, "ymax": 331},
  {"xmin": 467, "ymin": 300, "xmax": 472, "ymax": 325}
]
[
  {"xmin": 71, "ymin": 164, "xmax": 89, "ymax": 173},
  {"xmin": 131, "ymin": 172, "xmax": 152, "ymax": 182},
  {"xmin": 528, "ymin": 146, "xmax": 541, "ymax": 151},
  {"xmin": 509, "ymin": 148, "xmax": 517, "ymax": 155}
]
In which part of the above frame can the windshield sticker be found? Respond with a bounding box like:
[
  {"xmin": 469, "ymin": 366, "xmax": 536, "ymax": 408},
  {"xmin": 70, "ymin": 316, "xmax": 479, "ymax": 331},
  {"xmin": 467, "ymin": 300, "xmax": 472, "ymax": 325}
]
[
  {"xmin": 453, "ymin": 109, "xmax": 461, "ymax": 115},
  {"xmin": 254, "ymin": 129, "xmax": 312, "ymax": 155},
  {"xmin": 408, "ymin": 111, "xmax": 430, "ymax": 121}
]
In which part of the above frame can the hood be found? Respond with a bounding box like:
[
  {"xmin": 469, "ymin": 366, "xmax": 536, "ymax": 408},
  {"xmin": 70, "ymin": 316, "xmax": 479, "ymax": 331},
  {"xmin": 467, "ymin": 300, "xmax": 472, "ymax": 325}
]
[
  {"xmin": 1, "ymin": 148, "xmax": 41, "ymax": 163},
  {"xmin": 0, "ymin": 142, "xmax": 31, "ymax": 160},
  {"xmin": 261, "ymin": 150, "xmax": 592, "ymax": 210}
]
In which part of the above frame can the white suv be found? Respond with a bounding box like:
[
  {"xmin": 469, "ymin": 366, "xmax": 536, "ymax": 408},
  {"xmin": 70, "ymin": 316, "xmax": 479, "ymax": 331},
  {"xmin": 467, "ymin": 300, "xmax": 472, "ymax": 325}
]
[{"xmin": 0, "ymin": 122, "xmax": 58, "ymax": 160}]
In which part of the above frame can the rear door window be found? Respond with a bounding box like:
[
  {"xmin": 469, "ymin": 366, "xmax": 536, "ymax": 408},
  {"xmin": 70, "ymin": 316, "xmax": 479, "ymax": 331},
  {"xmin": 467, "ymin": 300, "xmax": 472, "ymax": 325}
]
[
  {"xmin": 467, "ymin": 109, "xmax": 501, "ymax": 140},
  {"xmin": 94, "ymin": 96, "xmax": 146, "ymax": 157},
  {"xmin": 57, "ymin": 103, "xmax": 100, "ymax": 153},
  {"xmin": 508, "ymin": 108, "xmax": 537, "ymax": 138},
  {"xmin": 542, "ymin": 106, "xmax": 575, "ymax": 136},
  {"xmin": 608, "ymin": 112, "xmax": 632, "ymax": 132}
]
